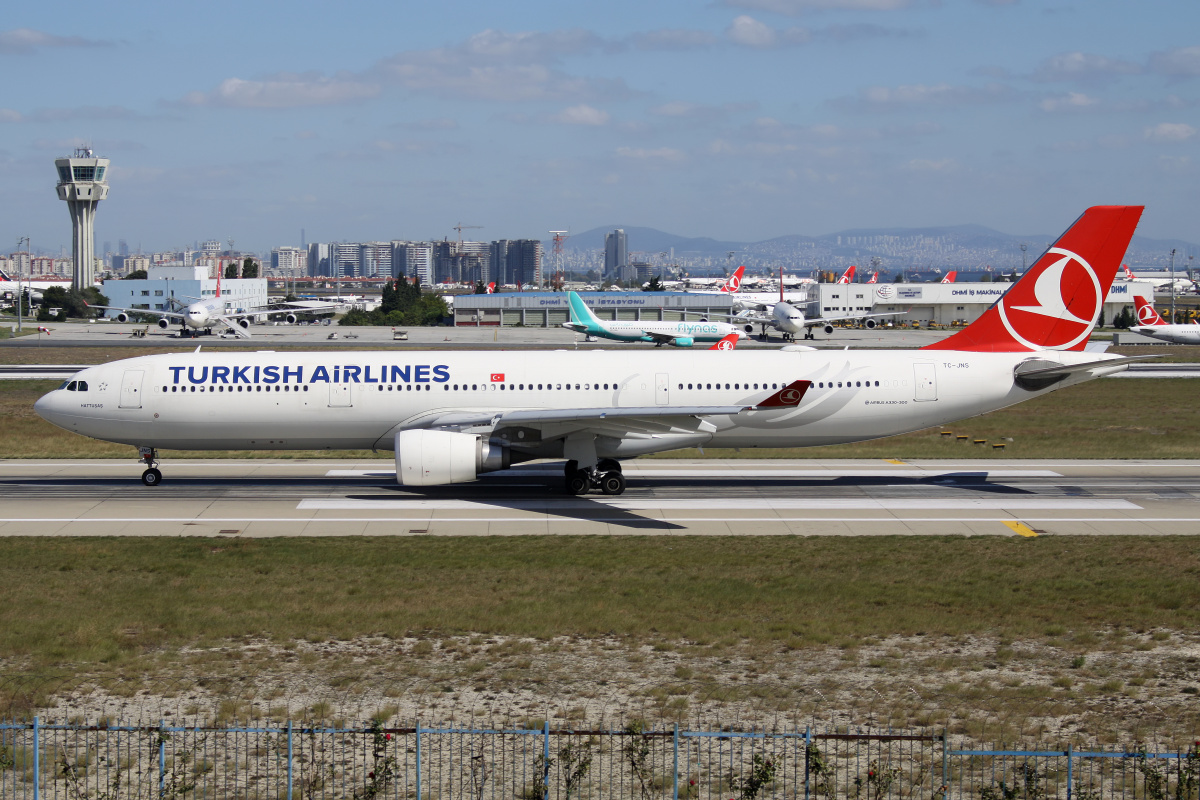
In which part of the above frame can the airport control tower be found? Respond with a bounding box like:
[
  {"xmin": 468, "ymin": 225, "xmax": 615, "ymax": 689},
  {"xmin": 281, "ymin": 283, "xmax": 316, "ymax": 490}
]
[{"xmin": 55, "ymin": 148, "xmax": 109, "ymax": 291}]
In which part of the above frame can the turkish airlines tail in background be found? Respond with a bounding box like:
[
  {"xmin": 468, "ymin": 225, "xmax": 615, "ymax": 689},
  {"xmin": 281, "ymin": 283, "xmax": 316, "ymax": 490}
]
[
  {"xmin": 719, "ymin": 265, "xmax": 746, "ymax": 293},
  {"xmin": 866, "ymin": 272, "xmax": 879, "ymax": 284},
  {"xmin": 941, "ymin": 271, "xmax": 957, "ymax": 284},
  {"xmin": 486, "ymin": 282, "xmax": 495, "ymax": 294},
  {"xmin": 709, "ymin": 333, "xmax": 739, "ymax": 350},
  {"xmin": 924, "ymin": 206, "xmax": 1143, "ymax": 352},
  {"xmin": 1124, "ymin": 264, "xmax": 1136, "ymax": 280},
  {"xmin": 837, "ymin": 265, "xmax": 856, "ymax": 284},
  {"xmin": 1133, "ymin": 295, "xmax": 1167, "ymax": 326}
]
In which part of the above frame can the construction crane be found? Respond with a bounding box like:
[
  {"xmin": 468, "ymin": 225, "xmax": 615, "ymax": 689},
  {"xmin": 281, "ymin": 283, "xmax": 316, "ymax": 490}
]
[{"xmin": 453, "ymin": 223, "xmax": 482, "ymax": 247}]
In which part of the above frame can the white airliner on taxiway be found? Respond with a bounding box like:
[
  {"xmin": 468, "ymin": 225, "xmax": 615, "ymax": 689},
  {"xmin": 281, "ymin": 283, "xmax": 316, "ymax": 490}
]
[
  {"xmin": 36, "ymin": 206, "xmax": 1146, "ymax": 496},
  {"xmin": 1129, "ymin": 295, "xmax": 1200, "ymax": 344}
]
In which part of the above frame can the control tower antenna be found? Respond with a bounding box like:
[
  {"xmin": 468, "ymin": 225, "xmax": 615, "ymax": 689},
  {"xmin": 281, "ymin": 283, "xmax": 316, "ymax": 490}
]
[
  {"xmin": 550, "ymin": 230, "xmax": 569, "ymax": 291},
  {"xmin": 54, "ymin": 146, "xmax": 110, "ymax": 292}
]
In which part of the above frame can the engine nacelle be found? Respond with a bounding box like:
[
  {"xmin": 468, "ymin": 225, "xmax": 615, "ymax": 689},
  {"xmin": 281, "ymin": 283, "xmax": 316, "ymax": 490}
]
[
  {"xmin": 864, "ymin": 318, "xmax": 877, "ymax": 329},
  {"xmin": 285, "ymin": 313, "xmax": 298, "ymax": 325},
  {"xmin": 672, "ymin": 337, "xmax": 694, "ymax": 348},
  {"xmin": 238, "ymin": 318, "xmax": 250, "ymax": 329},
  {"xmin": 394, "ymin": 430, "xmax": 509, "ymax": 486},
  {"xmin": 157, "ymin": 318, "xmax": 171, "ymax": 329},
  {"xmin": 743, "ymin": 324, "xmax": 754, "ymax": 333},
  {"xmin": 823, "ymin": 324, "xmax": 834, "ymax": 335},
  {"xmin": 115, "ymin": 312, "xmax": 130, "ymax": 323}
]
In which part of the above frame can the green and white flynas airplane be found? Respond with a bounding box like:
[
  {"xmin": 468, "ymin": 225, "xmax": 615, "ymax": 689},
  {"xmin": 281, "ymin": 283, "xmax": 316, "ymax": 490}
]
[{"xmin": 563, "ymin": 291, "xmax": 744, "ymax": 347}]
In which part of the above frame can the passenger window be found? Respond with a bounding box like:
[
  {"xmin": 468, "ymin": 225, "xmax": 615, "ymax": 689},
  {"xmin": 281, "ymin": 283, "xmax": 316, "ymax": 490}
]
[{"xmin": 472, "ymin": 384, "xmax": 477, "ymax": 391}]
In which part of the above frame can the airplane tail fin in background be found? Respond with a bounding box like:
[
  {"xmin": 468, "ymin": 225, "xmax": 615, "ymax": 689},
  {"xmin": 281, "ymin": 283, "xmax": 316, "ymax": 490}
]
[
  {"xmin": 867, "ymin": 271, "xmax": 879, "ymax": 284},
  {"xmin": 720, "ymin": 265, "xmax": 745, "ymax": 293},
  {"xmin": 837, "ymin": 266, "xmax": 856, "ymax": 284},
  {"xmin": 941, "ymin": 271, "xmax": 957, "ymax": 284},
  {"xmin": 566, "ymin": 292, "xmax": 602, "ymax": 327},
  {"xmin": 1124, "ymin": 264, "xmax": 1136, "ymax": 280},
  {"xmin": 1133, "ymin": 295, "xmax": 1167, "ymax": 326},
  {"xmin": 486, "ymin": 282, "xmax": 495, "ymax": 294},
  {"xmin": 924, "ymin": 206, "xmax": 1143, "ymax": 352}
]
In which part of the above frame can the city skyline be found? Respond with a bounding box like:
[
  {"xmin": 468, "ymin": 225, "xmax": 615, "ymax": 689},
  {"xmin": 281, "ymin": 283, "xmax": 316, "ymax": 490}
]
[{"xmin": 1, "ymin": 1, "xmax": 1197, "ymax": 255}]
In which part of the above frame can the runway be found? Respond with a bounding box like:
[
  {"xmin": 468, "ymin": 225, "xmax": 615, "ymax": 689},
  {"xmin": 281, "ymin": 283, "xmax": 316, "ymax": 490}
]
[{"xmin": 2, "ymin": 459, "xmax": 1199, "ymax": 536}]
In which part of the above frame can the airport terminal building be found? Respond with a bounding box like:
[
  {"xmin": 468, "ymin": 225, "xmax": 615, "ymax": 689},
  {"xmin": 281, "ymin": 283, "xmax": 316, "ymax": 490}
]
[
  {"xmin": 810, "ymin": 280, "xmax": 1154, "ymax": 326},
  {"xmin": 451, "ymin": 292, "xmax": 735, "ymax": 327},
  {"xmin": 100, "ymin": 265, "xmax": 268, "ymax": 316}
]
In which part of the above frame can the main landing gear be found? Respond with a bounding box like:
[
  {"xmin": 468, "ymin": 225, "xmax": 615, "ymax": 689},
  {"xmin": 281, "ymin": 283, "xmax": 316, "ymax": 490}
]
[
  {"xmin": 563, "ymin": 459, "xmax": 626, "ymax": 496},
  {"xmin": 139, "ymin": 446, "xmax": 162, "ymax": 486}
]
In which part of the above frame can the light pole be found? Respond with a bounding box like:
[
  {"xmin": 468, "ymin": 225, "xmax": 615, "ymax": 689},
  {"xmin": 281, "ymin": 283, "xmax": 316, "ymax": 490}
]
[
  {"xmin": 16, "ymin": 236, "xmax": 29, "ymax": 332},
  {"xmin": 1169, "ymin": 248, "xmax": 1177, "ymax": 322}
]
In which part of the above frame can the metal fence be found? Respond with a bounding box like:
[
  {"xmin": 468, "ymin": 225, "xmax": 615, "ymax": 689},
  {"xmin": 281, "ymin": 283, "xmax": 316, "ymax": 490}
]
[{"xmin": 1, "ymin": 720, "xmax": 1197, "ymax": 800}]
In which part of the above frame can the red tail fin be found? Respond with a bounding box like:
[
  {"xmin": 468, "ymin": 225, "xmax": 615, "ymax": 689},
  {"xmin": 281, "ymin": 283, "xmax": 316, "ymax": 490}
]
[
  {"xmin": 709, "ymin": 333, "xmax": 739, "ymax": 350},
  {"xmin": 837, "ymin": 265, "xmax": 856, "ymax": 284},
  {"xmin": 754, "ymin": 379, "xmax": 811, "ymax": 408},
  {"xmin": 924, "ymin": 206, "xmax": 1143, "ymax": 352},
  {"xmin": 866, "ymin": 271, "xmax": 878, "ymax": 284},
  {"xmin": 1134, "ymin": 295, "xmax": 1166, "ymax": 326},
  {"xmin": 720, "ymin": 265, "xmax": 745, "ymax": 293},
  {"xmin": 941, "ymin": 271, "xmax": 957, "ymax": 284}
]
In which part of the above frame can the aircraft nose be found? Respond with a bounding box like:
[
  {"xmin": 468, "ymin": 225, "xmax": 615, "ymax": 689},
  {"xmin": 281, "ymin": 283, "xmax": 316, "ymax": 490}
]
[{"xmin": 34, "ymin": 390, "xmax": 58, "ymax": 423}]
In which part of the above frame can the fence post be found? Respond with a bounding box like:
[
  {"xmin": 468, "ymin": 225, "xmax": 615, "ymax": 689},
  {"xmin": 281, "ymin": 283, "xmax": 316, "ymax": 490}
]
[
  {"xmin": 543, "ymin": 720, "xmax": 551, "ymax": 800},
  {"xmin": 673, "ymin": 724, "xmax": 679, "ymax": 800},
  {"xmin": 942, "ymin": 729, "xmax": 949, "ymax": 800},
  {"xmin": 159, "ymin": 719, "xmax": 166, "ymax": 798},
  {"xmin": 804, "ymin": 726, "xmax": 811, "ymax": 800},
  {"xmin": 416, "ymin": 721, "xmax": 422, "ymax": 800},
  {"xmin": 31, "ymin": 717, "xmax": 38, "ymax": 800},
  {"xmin": 287, "ymin": 720, "xmax": 293, "ymax": 800},
  {"xmin": 1066, "ymin": 744, "xmax": 1073, "ymax": 800}
]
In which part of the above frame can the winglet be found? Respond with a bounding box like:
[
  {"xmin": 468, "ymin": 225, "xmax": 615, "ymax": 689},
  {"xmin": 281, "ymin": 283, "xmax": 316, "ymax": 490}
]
[
  {"xmin": 752, "ymin": 379, "xmax": 811, "ymax": 408},
  {"xmin": 709, "ymin": 333, "xmax": 739, "ymax": 350}
]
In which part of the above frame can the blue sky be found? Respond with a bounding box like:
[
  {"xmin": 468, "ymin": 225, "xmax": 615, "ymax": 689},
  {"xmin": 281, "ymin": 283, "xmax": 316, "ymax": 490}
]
[{"xmin": 2, "ymin": 0, "xmax": 1197, "ymax": 254}]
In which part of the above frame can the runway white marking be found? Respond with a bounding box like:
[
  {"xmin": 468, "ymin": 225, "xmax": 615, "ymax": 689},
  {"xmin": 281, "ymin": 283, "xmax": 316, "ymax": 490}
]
[
  {"xmin": 324, "ymin": 469, "xmax": 1064, "ymax": 479},
  {"xmin": 298, "ymin": 498, "xmax": 1138, "ymax": 511}
]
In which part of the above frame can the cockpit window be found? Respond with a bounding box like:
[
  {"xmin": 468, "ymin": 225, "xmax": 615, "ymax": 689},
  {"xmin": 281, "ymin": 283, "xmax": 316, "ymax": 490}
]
[
  {"xmin": 59, "ymin": 381, "xmax": 70, "ymax": 390},
  {"xmin": 66, "ymin": 381, "xmax": 77, "ymax": 391},
  {"xmin": 77, "ymin": 381, "xmax": 88, "ymax": 391}
]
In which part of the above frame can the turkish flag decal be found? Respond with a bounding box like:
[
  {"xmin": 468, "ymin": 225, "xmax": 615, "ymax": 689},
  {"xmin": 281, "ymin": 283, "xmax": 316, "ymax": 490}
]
[{"xmin": 490, "ymin": 373, "xmax": 505, "ymax": 382}]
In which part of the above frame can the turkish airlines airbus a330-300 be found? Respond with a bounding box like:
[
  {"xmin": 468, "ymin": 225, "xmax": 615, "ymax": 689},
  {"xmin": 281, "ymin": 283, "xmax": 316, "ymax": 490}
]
[{"xmin": 36, "ymin": 206, "xmax": 1146, "ymax": 496}]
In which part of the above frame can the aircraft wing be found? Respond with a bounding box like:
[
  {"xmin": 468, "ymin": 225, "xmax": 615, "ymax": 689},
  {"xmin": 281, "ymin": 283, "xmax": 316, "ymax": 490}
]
[
  {"xmin": 643, "ymin": 330, "xmax": 690, "ymax": 346},
  {"xmin": 403, "ymin": 381, "xmax": 812, "ymax": 440},
  {"xmin": 222, "ymin": 302, "xmax": 341, "ymax": 320},
  {"xmin": 87, "ymin": 304, "xmax": 185, "ymax": 321},
  {"xmin": 803, "ymin": 310, "xmax": 906, "ymax": 329}
]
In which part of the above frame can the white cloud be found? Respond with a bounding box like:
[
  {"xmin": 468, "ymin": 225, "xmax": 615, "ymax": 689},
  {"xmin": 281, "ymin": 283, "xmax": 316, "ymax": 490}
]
[
  {"xmin": 0, "ymin": 109, "xmax": 22, "ymax": 123},
  {"xmin": 727, "ymin": 16, "xmax": 779, "ymax": 48},
  {"xmin": 1144, "ymin": 123, "xmax": 1196, "ymax": 143},
  {"xmin": 182, "ymin": 75, "xmax": 380, "ymax": 108},
  {"xmin": 1038, "ymin": 92, "xmax": 1098, "ymax": 113},
  {"xmin": 903, "ymin": 158, "xmax": 957, "ymax": 172},
  {"xmin": 399, "ymin": 118, "xmax": 459, "ymax": 131},
  {"xmin": 553, "ymin": 104, "xmax": 610, "ymax": 126},
  {"xmin": 1030, "ymin": 52, "xmax": 1141, "ymax": 83},
  {"xmin": 1149, "ymin": 46, "xmax": 1200, "ymax": 78},
  {"xmin": 616, "ymin": 146, "xmax": 685, "ymax": 162},
  {"xmin": 630, "ymin": 29, "xmax": 717, "ymax": 51},
  {"xmin": 722, "ymin": 0, "xmax": 916, "ymax": 13},
  {"xmin": 0, "ymin": 28, "xmax": 106, "ymax": 54},
  {"xmin": 835, "ymin": 82, "xmax": 1016, "ymax": 111}
]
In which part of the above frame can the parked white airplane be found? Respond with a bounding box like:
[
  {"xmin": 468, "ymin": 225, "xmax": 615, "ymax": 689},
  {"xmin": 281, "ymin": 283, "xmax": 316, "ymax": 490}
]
[
  {"xmin": 35, "ymin": 206, "xmax": 1146, "ymax": 495},
  {"xmin": 1129, "ymin": 295, "xmax": 1200, "ymax": 344},
  {"xmin": 91, "ymin": 281, "xmax": 340, "ymax": 338},
  {"xmin": 563, "ymin": 291, "xmax": 743, "ymax": 347}
]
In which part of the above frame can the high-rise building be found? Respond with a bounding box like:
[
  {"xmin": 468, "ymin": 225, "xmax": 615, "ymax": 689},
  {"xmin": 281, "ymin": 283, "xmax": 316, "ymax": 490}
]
[
  {"xmin": 360, "ymin": 242, "xmax": 392, "ymax": 278},
  {"xmin": 272, "ymin": 246, "xmax": 307, "ymax": 275},
  {"xmin": 508, "ymin": 239, "xmax": 543, "ymax": 288},
  {"xmin": 307, "ymin": 243, "xmax": 331, "ymax": 277},
  {"xmin": 392, "ymin": 242, "xmax": 433, "ymax": 285},
  {"xmin": 54, "ymin": 147, "xmax": 110, "ymax": 291},
  {"xmin": 332, "ymin": 243, "xmax": 360, "ymax": 278},
  {"xmin": 490, "ymin": 240, "xmax": 510, "ymax": 285},
  {"xmin": 604, "ymin": 229, "xmax": 627, "ymax": 279}
]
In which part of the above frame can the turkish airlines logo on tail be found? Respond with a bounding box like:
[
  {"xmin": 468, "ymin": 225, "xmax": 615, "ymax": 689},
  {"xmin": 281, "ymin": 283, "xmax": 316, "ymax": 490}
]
[
  {"xmin": 721, "ymin": 266, "xmax": 745, "ymax": 293},
  {"xmin": 998, "ymin": 247, "xmax": 1101, "ymax": 350},
  {"xmin": 1134, "ymin": 296, "xmax": 1165, "ymax": 326},
  {"xmin": 837, "ymin": 266, "xmax": 856, "ymax": 284}
]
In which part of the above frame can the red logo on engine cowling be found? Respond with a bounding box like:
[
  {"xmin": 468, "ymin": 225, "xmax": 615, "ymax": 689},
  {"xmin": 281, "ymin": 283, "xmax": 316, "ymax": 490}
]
[{"xmin": 998, "ymin": 247, "xmax": 1101, "ymax": 350}]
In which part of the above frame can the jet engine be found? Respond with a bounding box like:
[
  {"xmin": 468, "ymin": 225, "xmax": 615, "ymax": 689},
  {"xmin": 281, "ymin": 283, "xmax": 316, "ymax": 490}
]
[
  {"xmin": 823, "ymin": 324, "xmax": 834, "ymax": 335},
  {"xmin": 864, "ymin": 318, "xmax": 877, "ymax": 330},
  {"xmin": 114, "ymin": 312, "xmax": 130, "ymax": 323},
  {"xmin": 238, "ymin": 319, "xmax": 250, "ymax": 329},
  {"xmin": 157, "ymin": 318, "xmax": 171, "ymax": 329},
  {"xmin": 743, "ymin": 324, "xmax": 755, "ymax": 334},
  {"xmin": 284, "ymin": 313, "xmax": 298, "ymax": 324},
  {"xmin": 672, "ymin": 337, "xmax": 694, "ymax": 348},
  {"xmin": 394, "ymin": 429, "xmax": 509, "ymax": 486}
]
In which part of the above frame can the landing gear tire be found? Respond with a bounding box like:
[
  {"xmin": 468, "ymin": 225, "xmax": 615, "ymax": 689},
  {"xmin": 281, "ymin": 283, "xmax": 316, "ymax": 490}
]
[
  {"xmin": 565, "ymin": 471, "xmax": 590, "ymax": 496},
  {"xmin": 141, "ymin": 468, "xmax": 162, "ymax": 486},
  {"xmin": 564, "ymin": 459, "xmax": 579, "ymax": 476},
  {"xmin": 599, "ymin": 471, "xmax": 626, "ymax": 496},
  {"xmin": 597, "ymin": 458, "xmax": 621, "ymax": 474}
]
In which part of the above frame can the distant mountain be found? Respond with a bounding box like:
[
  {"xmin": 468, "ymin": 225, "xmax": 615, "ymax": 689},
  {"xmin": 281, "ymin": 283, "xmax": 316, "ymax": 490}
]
[{"xmin": 552, "ymin": 223, "xmax": 1196, "ymax": 272}]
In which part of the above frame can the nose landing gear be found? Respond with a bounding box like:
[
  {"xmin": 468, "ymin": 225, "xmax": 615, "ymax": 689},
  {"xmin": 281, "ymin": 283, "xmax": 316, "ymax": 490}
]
[{"xmin": 139, "ymin": 446, "xmax": 162, "ymax": 486}]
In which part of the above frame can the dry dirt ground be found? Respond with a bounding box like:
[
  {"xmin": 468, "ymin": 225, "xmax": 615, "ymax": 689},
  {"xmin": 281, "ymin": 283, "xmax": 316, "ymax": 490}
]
[{"xmin": 9, "ymin": 632, "xmax": 1200, "ymax": 747}]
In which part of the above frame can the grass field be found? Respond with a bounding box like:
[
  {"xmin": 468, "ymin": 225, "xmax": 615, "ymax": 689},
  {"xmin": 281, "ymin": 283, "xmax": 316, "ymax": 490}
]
[
  {"xmin": 6, "ymin": 375, "xmax": 1200, "ymax": 459},
  {"xmin": 2, "ymin": 536, "xmax": 1197, "ymax": 669}
]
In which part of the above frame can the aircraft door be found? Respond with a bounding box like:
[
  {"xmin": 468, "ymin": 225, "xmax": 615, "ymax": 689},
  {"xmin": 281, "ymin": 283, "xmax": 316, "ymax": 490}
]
[
  {"xmin": 913, "ymin": 362, "xmax": 937, "ymax": 402},
  {"xmin": 329, "ymin": 382, "xmax": 353, "ymax": 408},
  {"xmin": 655, "ymin": 372, "xmax": 669, "ymax": 405},
  {"xmin": 119, "ymin": 370, "xmax": 144, "ymax": 409}
]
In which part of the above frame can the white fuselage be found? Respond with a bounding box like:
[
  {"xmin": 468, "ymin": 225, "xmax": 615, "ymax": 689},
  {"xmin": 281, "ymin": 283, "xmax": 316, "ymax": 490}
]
[
  {"xmin": 731, "ymin": 292, "xmax": 811, "ymax": 313},
  {"xmin": 566, "ymin": 318, "xmax": 743, "ymax": 344},
  {"xmin": 1130, "ymin": 324, "xmax": 1200, "ymax": 344},
  {"xmin": 35, "ymin": 348, "xmax": 1121, "ymax": 457}
]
